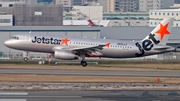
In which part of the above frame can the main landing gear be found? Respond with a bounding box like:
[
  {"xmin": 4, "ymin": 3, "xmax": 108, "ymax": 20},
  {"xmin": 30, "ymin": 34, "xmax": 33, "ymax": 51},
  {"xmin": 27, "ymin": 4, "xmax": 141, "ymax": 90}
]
[
  {"xmin": 80, "ymin": 53, "xmax": 87, "ymax": 67},
  {"xmin": 81, "ymin": 60, "xmax": 87, "ymax": 67}
]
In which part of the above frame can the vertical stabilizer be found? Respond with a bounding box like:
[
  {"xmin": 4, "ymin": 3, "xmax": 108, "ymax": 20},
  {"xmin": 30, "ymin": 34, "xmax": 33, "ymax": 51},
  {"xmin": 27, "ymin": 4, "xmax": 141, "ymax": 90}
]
[
  {"xmin": 87, "ymin": 19, "xmax": 97, "ymax": 26},
  {"xmin": 142, "ymin": 18, "xmax": 174, "ymax": 45}
]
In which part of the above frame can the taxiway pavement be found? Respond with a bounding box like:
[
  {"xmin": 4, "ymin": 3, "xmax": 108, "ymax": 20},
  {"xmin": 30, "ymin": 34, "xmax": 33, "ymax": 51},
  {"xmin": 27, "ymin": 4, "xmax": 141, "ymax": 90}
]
[
  {"xmin": 0, "ymin": 90, "xmax": 180, "ymax": 101},
  {"xmin": 0, "ymin": 68, "xmax": 180, "ymax": 77}
]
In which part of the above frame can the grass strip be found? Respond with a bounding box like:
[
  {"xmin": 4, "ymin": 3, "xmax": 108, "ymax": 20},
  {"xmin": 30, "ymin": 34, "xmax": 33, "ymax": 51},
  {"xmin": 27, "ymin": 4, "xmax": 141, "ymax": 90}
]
[{"xmin": 0, "ymin": 74, "xmax": 179, "ymax": 84}]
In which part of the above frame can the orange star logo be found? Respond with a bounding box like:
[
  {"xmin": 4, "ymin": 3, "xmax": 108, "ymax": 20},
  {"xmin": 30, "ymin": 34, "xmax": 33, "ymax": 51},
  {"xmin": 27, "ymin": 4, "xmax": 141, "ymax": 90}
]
[
  {"xmin": 61, "ymin": 38, "xmax": 70, "ymax": 46},
  {"xmin": 105, "ymin": 42, "xmax": 111, "ymax": 47},
  {"xmin": 156, "ymin": 23, "xmax": 170, "ymax": 41}
]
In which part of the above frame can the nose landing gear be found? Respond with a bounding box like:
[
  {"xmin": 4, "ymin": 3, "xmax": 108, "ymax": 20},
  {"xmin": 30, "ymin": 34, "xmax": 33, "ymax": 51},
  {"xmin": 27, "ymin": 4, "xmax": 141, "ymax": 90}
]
[
  {"xmin": 23, "ymin": 57, "xmax": 28, "ymax": 61},
  {"xmin": 23, "ymin": 51, "xmax": 29, "ymax": 62}
]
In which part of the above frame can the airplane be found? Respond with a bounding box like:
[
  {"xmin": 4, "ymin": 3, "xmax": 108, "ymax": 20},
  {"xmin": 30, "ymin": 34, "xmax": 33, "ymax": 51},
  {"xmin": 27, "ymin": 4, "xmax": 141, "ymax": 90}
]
[
  {"xmin": 87, "ymin": 19, "xmax": 97, "ymax": 26},
  {"xmin": 87, "ymin": 19, "xmax": 103, "ymax": 27},
  {"xmin": 4, "ymin": 18, "xmax": 175, "ymax": 67}
]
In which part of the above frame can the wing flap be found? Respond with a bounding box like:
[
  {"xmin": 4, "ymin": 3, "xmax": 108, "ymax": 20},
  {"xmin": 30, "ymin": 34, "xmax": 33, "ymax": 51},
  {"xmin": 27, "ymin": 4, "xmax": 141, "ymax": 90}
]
[
  {"xmin": 55, "ymin": 42, "xmax": 110, "ymax": 57},
  {"xmin": 70, "ymin": 45, "xmax": 105, "ymax": 51}
]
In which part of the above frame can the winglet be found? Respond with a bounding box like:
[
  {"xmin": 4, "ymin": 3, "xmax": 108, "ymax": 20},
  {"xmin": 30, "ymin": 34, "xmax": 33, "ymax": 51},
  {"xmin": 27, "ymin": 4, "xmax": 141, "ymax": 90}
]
[{"xmin": 105, "ymin": 42, "xmax": 111, "ymax": 47}]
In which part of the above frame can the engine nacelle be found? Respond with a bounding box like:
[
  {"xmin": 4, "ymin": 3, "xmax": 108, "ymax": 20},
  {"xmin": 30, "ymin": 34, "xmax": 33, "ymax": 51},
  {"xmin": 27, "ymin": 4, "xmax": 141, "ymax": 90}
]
[{"xmin": 54, "ymin": 50, "xmax": 78, "ymax": 60}]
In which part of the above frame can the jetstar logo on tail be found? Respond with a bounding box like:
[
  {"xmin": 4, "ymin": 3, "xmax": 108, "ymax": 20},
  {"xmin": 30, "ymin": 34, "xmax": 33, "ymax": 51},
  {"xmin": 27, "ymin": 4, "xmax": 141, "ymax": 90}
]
[
  {"xmin": 135, "ymin": 23, "xmax": 170, "ymax": 57},
  {"xmin": 156, "ymin": 23, "xmax": 170, "ymax": 40}
]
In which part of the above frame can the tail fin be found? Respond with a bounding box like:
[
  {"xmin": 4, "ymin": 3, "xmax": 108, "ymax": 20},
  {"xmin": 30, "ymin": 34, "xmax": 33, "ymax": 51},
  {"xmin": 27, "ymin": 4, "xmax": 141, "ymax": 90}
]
[
  {"xmin": 87, "ymin": 19, "xmax": 97, "ymax": 26},
  {"xmin": 142, "ymin": 18, "xmax": 174, "ymax": 45}
]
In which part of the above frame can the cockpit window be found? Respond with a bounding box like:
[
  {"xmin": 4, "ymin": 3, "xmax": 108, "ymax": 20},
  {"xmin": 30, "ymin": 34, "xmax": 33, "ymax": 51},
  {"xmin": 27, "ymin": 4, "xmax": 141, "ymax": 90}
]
[{"xmin": 11, "ymin": 36, "xmax": 19, "ymax": 40}]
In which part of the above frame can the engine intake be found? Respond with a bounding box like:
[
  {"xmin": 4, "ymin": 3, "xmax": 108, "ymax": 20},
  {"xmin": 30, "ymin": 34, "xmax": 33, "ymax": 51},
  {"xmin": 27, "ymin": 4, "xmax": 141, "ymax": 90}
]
[{"xmin": 54, "ymin": 50, "xmax": 78, "ymax": 60}]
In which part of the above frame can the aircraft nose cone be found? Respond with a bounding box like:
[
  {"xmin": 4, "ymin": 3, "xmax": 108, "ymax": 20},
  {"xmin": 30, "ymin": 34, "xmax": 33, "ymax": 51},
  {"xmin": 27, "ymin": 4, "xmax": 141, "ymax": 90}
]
[{"xmin": 4, "ymin": 40, "xmax": 11, "ymax": 47}]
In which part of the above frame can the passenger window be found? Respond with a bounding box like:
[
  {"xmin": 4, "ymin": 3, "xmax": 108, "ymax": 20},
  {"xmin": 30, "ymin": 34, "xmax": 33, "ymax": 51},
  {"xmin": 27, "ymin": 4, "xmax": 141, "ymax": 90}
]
[{"xmin": 12, "ymin": 36, "xmax": 19, "ymax": 40}]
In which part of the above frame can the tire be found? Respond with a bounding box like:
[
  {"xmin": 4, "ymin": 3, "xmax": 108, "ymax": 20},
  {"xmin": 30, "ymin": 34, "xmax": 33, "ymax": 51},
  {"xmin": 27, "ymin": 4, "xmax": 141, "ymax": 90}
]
[
  {"xmin": 81, "ymin": 61, "xmax": 87, "ymax": 67},
  {"xmin": 24, "ymin": 57, "xmax": 28, "ymax": 61}
]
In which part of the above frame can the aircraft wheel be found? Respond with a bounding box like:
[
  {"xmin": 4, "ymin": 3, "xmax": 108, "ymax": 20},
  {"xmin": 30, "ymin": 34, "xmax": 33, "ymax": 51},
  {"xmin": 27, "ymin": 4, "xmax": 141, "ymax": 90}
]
[
  {"xmin": 24, "ymin": 57, "xmax": 28, "ymax": 61},
  {"xmin": 81, "ymin": 61, "xmax": 87, "ymax": 67}
]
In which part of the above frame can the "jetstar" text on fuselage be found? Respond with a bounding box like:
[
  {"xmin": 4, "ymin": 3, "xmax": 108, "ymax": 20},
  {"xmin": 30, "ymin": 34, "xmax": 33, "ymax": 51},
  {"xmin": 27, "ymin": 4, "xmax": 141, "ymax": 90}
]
[{"xmin": 32, "ymin": 36, "xmax": 61, "ymax": 45}]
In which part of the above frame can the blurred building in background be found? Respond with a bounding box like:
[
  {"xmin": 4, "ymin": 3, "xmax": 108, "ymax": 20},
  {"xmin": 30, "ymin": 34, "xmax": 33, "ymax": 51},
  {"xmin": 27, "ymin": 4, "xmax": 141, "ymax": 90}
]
[
  {"xmin": 114, "ymin": 0, "xmax": 139, "ymax": 12},
  {"xmin": 25, "ymin": 0, "xmax": 38, "ymax": 4},
  {"xmin": 161, "ymin": 0, "xmax": 174, "ymax": 8},
  {"xmin": 13, "ymin": 4, "xmax": 63, "ymax": 26},
  {"xmin": 175, "ymin": 0, "xmax": 180, "ymax": 4},
  {"xmin": 149, "ymin": 9, "xmax": 180, "ymax": 27},
  {"xmin": 139, "ymin": 0, "xmax": 161, "ymax": 11},
  {"xmin": 71, "ymin": 6, "xmax": 103, "ymax": 20},
  {"xmin": 98, "ymin": 0, "xmax": 115, "ymax": 13},
  {"xmin": 54, "ymin": 0, "xmax": 72, "ymax": 12},
  {"xmin": 38, "ymin": 0, "xmax": 53, "ymax": 4},
  {"xmin": 0, "ymin": 3, "xmax": 63, "ymax": 26},
  {"xmin": 0, "ymin": 0, "xmax": 25, "ymax": 7}
]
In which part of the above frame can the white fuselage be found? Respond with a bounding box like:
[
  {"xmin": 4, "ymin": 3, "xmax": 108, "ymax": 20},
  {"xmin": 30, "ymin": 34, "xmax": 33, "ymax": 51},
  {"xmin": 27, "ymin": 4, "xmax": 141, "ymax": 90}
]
[{"xmin": 4, "ymin": 34, "xmax": 175, "ymax": 58}]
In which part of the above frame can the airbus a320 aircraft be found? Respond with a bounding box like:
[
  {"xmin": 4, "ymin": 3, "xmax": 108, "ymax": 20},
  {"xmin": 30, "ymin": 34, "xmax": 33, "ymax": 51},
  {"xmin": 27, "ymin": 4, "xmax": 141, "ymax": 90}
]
[{"xmin": 4, "ymin": 18, "xmax": 175, "ymax": 67}]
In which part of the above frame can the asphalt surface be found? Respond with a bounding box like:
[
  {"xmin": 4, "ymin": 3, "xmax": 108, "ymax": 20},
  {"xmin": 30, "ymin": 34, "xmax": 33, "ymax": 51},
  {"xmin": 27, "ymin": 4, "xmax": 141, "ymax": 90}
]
[
  {"xmin": 0, "ymin": 90, "xmax": 180, "ymax": 101},
  {"xmin": 0, "ymin": 69, "xmax": 180, "ymax": 77}
]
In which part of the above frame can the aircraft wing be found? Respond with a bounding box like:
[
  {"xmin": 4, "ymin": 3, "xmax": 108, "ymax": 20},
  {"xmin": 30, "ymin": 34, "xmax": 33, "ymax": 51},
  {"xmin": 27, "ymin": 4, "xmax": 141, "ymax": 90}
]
[
  {"xmin": 67, "ymin": 43, "xmax": 110, "ymax": 56},
  {"xmin": 52, "ymin": 44, "xmax": 106, "ymax": 52},
  {"xmin": 52, "ymin": 43, "xmax": 110, "ymax": 56},
  {"xmin": 70, "ymin": 42, "xmax": 110, "ymax": 51},
  {"xmin": 71, "ymin": 45, "xmax": 105, "ymax": 51},
  {"xmin": 66, "ymin": 45, "xmax": 104, "ymax": 56}
]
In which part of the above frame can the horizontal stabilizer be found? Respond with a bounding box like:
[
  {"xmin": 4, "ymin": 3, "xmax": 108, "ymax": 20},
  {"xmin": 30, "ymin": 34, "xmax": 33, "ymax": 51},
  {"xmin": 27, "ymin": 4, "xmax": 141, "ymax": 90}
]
[
  {"xmin": 153, "ymin": 46, "xmax": 175, "ymax": 51},
  {"xmin": 153, "ymin": 47, "xmax": 171, "ymax": 50}
]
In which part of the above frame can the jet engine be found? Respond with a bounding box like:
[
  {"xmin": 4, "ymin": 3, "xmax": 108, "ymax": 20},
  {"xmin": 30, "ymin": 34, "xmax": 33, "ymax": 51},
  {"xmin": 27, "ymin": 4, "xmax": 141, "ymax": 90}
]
[{"xmin": 54, "ymin": 50, "xmax": 78, "ymax": 60}]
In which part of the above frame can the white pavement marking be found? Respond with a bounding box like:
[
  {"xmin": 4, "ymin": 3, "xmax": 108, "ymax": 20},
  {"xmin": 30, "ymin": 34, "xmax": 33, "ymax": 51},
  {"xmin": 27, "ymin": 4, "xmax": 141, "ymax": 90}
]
[
  {"xmin": 0, "ymin": 99, "xmax": 26, "ymax": 101},
  {"xmin": 2, "ymin": 96, "xmax": 82, "ymax": 98},
  {"xmin": 0, "ymin": 92, "xmax": 28, "ymax": 95}
]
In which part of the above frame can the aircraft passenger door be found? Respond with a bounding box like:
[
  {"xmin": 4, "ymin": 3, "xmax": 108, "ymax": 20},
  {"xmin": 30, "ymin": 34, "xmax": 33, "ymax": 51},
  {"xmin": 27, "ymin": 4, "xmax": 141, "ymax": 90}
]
[{"xmin": 25, "ymin": 34, "xmax": 30, "ymax": 44}]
